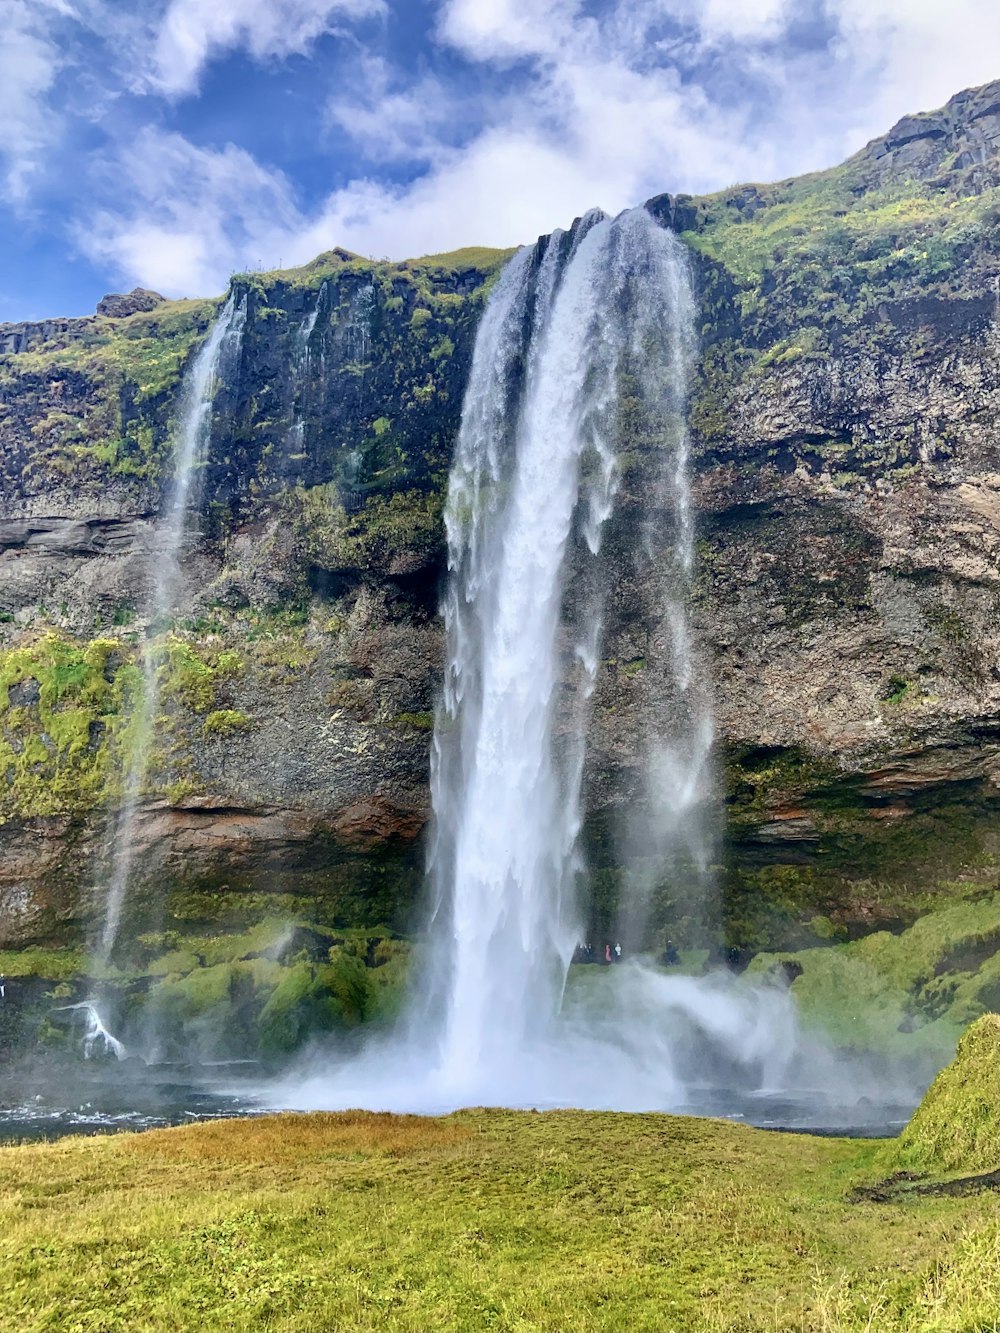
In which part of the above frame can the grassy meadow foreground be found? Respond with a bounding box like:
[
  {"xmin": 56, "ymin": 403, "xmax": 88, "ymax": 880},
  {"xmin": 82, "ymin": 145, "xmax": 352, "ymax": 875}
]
[{"xmin": 1, "ymin": 1088, "xmax": 996, "ymax": 1333}]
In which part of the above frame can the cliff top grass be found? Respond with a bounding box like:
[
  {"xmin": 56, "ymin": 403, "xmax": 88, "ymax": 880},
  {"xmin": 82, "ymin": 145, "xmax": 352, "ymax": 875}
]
[
  {"xmin": 0, "ymin": 1106, "xmax": 995, "ymax": 1333},
  {"xmin": 674, "ymin": 80, "xmax": 1000, "ymax": 364},
  {"xmin": 237, "ymin": 242, "xmax": 513, "ymax": 293},
  {"xmin": 891, "ymin": 1012, "xmax": 1000, "ymax": 1176}
]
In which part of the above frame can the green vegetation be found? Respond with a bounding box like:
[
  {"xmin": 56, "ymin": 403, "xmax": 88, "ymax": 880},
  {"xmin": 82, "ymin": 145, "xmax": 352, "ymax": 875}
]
[
  {"xmin": 675, "ymin": 111, "xmax": 1000, "ymax": 462},
  {"xmin": 202, "ymin": 708, "xmax": 252, "ymax": 738},
  {"xmin": 405, "ymin": 245, "xmax": 516, "ymax": 273},
  {"xmin": 749, "ymin": 893, "xmax": 1000, "ymax": 1059},
  {"xmin": 0, "ymin": 633, "xmax": 136, "ymax": 817},
  {"xmin": 0, "ymin": 947, "xmax": 87, "ymax": 980},
  {"xmin": 891, "ymin": 1013, "xmax": 1000, "ymax": 1175},
  {"xmin": 393, "ymin": 710, "xmax": 435, "ymax": 731},
  {"xmin": 0, "ymin": 236, "xmax": 504, "ymax": 507},
  {"xmin": 682, "ymin": 167, "xmax": 1000, "ymax": 348},
  {"xmin": 717, "ymin": 737, "xmax": 1000, "ymax": 954},
  {"xmin": 0, "ymin": 297, "xmax": 218, "ymax": 482},
  {"xmin": 159, "ymin": 638, "xmax": 242, "ymax": 713},
  {"xmin": 0, "ymin": 631, "xmax": 250, "ymax": 819},
  {"xmin": 135, "ymin": 924, "xmax": 409, "ymax": 1059},
  {"xmin": 0, "ymin": 1102, "xmax": 994, "ymax": 1333},
  {"xmin": 296, "ymin": 485, "xmax": 444, "ymax": 574},
  {"xmin": 883, "ymin": 673, "xmax": 916, "ymax": 705}
]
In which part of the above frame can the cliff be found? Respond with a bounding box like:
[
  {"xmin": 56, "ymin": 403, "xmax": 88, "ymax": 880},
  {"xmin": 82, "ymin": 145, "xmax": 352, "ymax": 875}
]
[{"xmin": 1, "ymin": 81, "xmax": 999, "ymax": 974}]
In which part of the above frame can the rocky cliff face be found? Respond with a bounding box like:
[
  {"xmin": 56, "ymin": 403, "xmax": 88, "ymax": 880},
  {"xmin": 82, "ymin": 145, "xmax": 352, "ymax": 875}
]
[{"xmin": 2, "ymin": 84, "xmax": 999, "ymax": 966}]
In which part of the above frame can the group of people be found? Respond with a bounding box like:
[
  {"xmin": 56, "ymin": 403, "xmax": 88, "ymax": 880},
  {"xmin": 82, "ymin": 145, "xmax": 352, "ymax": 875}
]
[{"xmin": 572, "ymin": 941, "xmax": 623, "ymax": 965}]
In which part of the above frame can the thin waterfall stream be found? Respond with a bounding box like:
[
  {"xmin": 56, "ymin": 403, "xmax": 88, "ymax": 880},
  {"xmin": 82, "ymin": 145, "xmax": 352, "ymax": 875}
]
[{"xmin": 98, "ymin": 294, "xmax": 246, "ymax": 968}]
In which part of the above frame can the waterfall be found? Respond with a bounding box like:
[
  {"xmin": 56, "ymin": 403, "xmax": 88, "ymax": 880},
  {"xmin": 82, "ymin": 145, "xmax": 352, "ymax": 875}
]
[
  {"xmin": 271, "ymin": 209, "xmax": 828, "ymax": 1116},
  {"xmin": 98, "ymin": 294, "xmax": 246, "ymax": 963},
  {"xmin": 288, "ymin": 283, "xmax": 324, "ymax": 458},
  {"xmin": 57, "ymin": 1002, "xmax": 127, "ymax": 1060},
  {"xmin": 426, "ymin": 207, "xmax": 703, "ymax": 1083}
]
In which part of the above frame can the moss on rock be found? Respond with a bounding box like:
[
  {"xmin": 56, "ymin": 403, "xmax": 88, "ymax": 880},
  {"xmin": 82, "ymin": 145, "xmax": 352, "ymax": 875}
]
[
  {"xmin": 749, "ymin": 894, "xmax": 1000, "ymax": 1059},
  {"xmin": 892, "ymin": 1013, "xmax": 1000, "ymax": 1175}
]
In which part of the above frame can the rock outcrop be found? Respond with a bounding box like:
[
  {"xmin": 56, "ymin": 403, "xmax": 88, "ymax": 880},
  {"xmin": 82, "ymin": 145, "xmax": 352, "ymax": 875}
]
[{"xmin": 95, "ymin": 289, "xmax": 165, "ymax": 319}]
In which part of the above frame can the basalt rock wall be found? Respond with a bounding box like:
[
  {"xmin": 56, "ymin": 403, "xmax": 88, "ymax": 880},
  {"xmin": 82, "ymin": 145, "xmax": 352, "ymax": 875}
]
[{"xmin": 2, "ymin": 84, "xmax": 1000, "ymax": 956}]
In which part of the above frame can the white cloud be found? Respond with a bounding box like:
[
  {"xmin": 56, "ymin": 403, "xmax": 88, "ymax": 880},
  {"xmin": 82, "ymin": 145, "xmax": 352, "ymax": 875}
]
[
  {"xmin": 0, "ymin": 0, "xmax": 74, "ymax": 203},
  {"xmin": 437, "ymin": 0, "xmax": 582, "ymax": 60},
  {"xmin": 80, "ymin": 129, "xmax": 304, "ymax": 294},
  {"xmin": 829, "ymin": 0, "xmax": 1000, "ymax": 148},
  {"xmin": 145, "ymin": 0, "xmax": 386, "ymax": 97},
  {"xmin": 671, "ymin": 0, "xmax": 793, "ymax": 42},
  {"xmin": 65, "ymin": 0, "xmax": 1000, "ymax": 301},
  {"xmin": 327, "ymin": 54, "xmax": 457, "ymax": 163}
]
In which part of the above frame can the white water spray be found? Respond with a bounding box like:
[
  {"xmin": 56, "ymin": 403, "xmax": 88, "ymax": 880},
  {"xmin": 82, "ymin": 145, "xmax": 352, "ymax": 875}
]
[
  {"xmin": 98, "ymin": 294, "xmax": 246, "ymax": 962},
  {"xmin": 427, "ymin": 208, "xmax": 697, "ymax": 1083},
  {"xmin": 58, "ymin": 1003, "xmax": 127, "ymax": 1061}
]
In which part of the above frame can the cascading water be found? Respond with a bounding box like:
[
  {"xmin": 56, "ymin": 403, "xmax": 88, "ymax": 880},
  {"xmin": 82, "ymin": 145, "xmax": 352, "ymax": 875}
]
[
  {"xmin": 268, "ymin": 207, "xmax": 867, "ymax": 1117},
  {"xmin": 287, "ymin": 283, "xmax": 325, "ymax": 459},
  {"xmin": 426, "ymin": 207, "xmax": 699, "ymax": 1085},
  {"xmin": 98, "ymin": 294, "xmax": 246, "ymax": 964},
  {"xmin": 56, "ymin": 1003, "xmax": 127, "ymax": 1061}
]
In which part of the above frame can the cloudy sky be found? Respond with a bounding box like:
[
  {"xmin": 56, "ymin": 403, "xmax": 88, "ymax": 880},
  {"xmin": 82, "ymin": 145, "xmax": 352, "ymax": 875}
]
[{"xmin": 3, "ymin": 0, "xmax": 999, "ymax": 320}]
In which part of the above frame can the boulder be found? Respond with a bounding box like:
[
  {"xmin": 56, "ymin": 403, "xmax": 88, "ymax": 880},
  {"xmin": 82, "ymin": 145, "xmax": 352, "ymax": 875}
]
[{"xmin": 95, "ymin": 288, "xmax": 165, "ymax": 318}]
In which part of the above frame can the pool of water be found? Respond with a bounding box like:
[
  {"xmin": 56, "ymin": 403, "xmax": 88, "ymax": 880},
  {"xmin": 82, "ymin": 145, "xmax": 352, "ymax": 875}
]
[
  {"xmin": 0, "ymin": 1060, "xmax": 265, "ymax": 1144},
  {"xmin": 0, "ymin": 1059, "xmax": 913, "ymax": 1144}
]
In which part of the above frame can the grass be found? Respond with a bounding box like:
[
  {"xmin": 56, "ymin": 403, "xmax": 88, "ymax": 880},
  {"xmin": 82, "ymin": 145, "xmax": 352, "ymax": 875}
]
[
  {"xmin": 0, "ymin": 1107, "xmax": 995, "ymax": 1332},
  {"xmin": 891, "ymin": 1013, "xmax": 1000, "ymax": 1175}
]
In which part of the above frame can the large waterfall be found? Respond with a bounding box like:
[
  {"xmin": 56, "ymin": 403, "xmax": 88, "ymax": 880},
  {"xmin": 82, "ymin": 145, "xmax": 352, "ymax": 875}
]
[
  {"xmin": 98, "ymin": 294, "xmax": 246, "ymax": 963},
  {"xmin": 273, "ymin": 208, "xmax": 823, "ymax": 1114},
  {"xmin": 427, "ymin": 208, "xmax": 706, "ymax": 1082}
]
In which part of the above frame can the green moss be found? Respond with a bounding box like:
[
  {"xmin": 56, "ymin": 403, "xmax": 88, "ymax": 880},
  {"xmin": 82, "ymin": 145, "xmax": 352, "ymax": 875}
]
[
  {"xmin": 159, "ymin": 638, "xmax": 242, "ymax": 713},
  {"xmin": 202, "ymin": 708, "xmax": 252, "ymax": 738},
  {"xmin": 393, "ymin": 710, "xmax": 434, "ymax": 731},
  {"xmin": 297, "ymin": 486, "xmax": 444, "ymax": 574},
  {"xmin": 891, "ymin": 1014, "xmax": 1000, "ymax": 1175},
  {"xmin": 0, "ymin": 630, "xmax": 253, "ymax": 820},
  {"xmin": 0, "ymin": 947, "xmax": 86, "ymax": 980},
  {"xmin": 0, "ymin": 633, "xmax": 136, "ymax": 817},
  {"xmin": 429, "ymin": 334, "xmax": 454, "ymax": 361},
  {"xmin": 748, "ymin": 894, "xmax": 1000, "ymax": 1058},
  {"xmin": 882, "ymin": 673, "xmax": 916, "ymax": 705},
  {"xmin": 404, "ymin": 245, "xmax": 515, "ymax": 272}
]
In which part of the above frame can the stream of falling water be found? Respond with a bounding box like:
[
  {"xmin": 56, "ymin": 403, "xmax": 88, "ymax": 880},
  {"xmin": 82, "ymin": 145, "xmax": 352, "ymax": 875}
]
[
  {"xmin": 98, "ymin": 294, "xmax": 246, "ymax": 965},
  {"xmin": 426, "ymin": 207, "xmax": 705, "ymax": 1084},
  {"xmin": 264, "ymin": 208, "xmax": 886, "ymax": 1116}
]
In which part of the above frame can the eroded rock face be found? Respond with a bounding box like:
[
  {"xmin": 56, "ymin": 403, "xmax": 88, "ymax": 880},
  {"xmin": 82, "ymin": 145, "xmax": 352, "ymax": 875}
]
[{"xmin": 2, "ymin": 83, "xmax": 1000, "ymax": 953}]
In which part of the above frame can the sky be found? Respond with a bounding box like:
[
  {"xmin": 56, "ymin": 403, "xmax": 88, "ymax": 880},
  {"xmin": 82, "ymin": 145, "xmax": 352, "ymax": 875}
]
[{"xmin": 2, "ymin": 0, "xmax": 999, "ymax": 322}]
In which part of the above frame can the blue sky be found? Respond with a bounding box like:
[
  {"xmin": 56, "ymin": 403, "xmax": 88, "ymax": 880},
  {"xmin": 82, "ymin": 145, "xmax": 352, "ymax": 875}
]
[{"xmin": 3, "ymin": 0, "xmax": 998, "ymax": 322}]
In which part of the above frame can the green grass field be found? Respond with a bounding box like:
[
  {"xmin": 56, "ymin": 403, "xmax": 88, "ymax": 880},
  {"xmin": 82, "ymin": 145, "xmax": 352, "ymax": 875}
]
[{"xmin": 1, "ymin": 1104, "xmax": 995, "ymax": 1333}]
